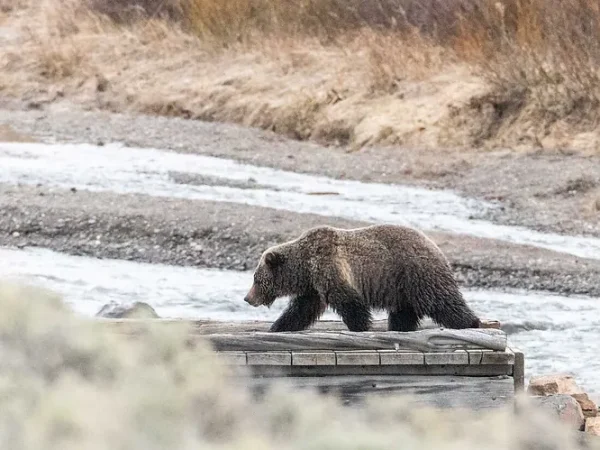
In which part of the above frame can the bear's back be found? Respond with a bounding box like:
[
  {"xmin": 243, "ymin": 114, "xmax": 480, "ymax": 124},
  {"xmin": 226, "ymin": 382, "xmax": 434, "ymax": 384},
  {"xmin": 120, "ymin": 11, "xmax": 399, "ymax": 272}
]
[
  {"xmin": 296, "ymin": 224, "xmax": 446, "ymax": 266},
  {"xmin": 340, "ymin": 224, "xmax": 442, "ymax": 257}
]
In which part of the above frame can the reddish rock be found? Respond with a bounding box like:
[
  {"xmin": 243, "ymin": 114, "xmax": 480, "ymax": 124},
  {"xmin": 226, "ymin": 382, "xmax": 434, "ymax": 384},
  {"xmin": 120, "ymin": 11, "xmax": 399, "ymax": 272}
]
[
  {"xmin": 527, "ymin": 374, "xmax": 597, "ymax": 419},
  {"xmin": 585, "ymin": 417, "xmax": 600, "ymax": 436},
  {"xmin": 572, "ymin": 393, "xmax": 598, "ymax": 418},
  {"xmin": 527, "ymin": 374, "xmax": 585, "ymax": 396},
  {"xmin": 531, "ymin": 395, "xmax": 585, "ymax": 430}
]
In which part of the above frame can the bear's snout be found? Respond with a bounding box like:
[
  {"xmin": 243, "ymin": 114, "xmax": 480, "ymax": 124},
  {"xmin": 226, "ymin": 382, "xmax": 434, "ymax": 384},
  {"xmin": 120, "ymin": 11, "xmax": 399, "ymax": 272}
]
[{"xmin": 244, "ymin": 284, "xmax": 260, "ymax": 307}]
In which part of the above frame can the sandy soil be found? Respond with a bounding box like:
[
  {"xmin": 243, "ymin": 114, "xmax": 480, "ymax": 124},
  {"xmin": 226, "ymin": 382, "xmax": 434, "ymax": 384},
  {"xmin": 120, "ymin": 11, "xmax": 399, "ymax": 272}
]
[{"xmin": 2, "ymin": 101, "xmax": 600, "ymax": 298}]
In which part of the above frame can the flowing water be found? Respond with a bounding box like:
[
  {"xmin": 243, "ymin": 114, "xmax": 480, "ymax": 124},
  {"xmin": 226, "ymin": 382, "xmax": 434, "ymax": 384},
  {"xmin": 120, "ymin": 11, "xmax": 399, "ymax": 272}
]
[{"xmin": 0, "ymin": 141, "xmax": 599, "ymax": 400}]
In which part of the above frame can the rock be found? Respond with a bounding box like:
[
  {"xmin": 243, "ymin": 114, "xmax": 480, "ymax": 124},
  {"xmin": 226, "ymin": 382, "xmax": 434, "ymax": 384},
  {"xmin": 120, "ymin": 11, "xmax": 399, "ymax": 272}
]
[
  {"xmin": 531, "ymin": 394, "xmax": 585, "ymax": 431},
  {"xmin": 573, "ymin": 393, "xmax": 598, "ymax": 418},
  {"xmin": 528, "ymin": 374, "xmax": 597, "ymax": 418},
  {"xmin": 585, "ymin": 417, "xmax": 600, "ymax": 436},
  {"xmin": 95, "ymin": 301, "xmax": 159, "ymax": 319},
  {"xmin": 528, "ymin": 374, "xmax": 585, "ymax": 396}
]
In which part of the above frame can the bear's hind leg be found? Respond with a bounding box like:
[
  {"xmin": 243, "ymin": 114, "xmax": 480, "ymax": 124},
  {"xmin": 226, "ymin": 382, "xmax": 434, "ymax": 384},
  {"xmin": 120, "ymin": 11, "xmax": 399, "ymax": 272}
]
[
  {"xmin": 269, "ymin": 291, "xmax": 325, "ymax": 332},
  {"xmin": 428, "ymin": 294, "xmax": 481, "ymax": 330},
  {"xmin": 325, "ymin": 284, "xmax": 372, "ymax": 332},
  {"xmin": 388, "ymin": 307, "xmax": 421, "ymax": 332}
]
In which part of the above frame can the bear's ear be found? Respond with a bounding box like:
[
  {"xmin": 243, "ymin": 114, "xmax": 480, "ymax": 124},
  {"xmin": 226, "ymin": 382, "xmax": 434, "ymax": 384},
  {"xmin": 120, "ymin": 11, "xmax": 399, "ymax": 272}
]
[{"xmin": 265, "ymin": 251, "xmax": 284, "ymax": 267}]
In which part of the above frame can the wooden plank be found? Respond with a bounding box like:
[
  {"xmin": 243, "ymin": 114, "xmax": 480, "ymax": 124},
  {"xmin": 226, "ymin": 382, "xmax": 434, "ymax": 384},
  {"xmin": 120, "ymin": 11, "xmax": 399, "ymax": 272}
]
[
  {"xmin": 335, "ymin": 351, "xmax": 380, "ymax": 366},
  {"xmin": 292, "ymin": 351, "xmax": 336, "ymax": 366},
  {"xmin": 241, "ymin": 364, "xmax": 514, "ymax": 378},
  {"xmin": 218, "ymin": 349, "xmax": 514, "ymax": 368},
  {"xmin": 240, "ymin": 375, "xmax": 515, "ymax": 410},
  {"xmin": 378, "ymin": 350, "xmax": 425, "ymax": 365},
  {"xmin": 482, "ymin": 350, "xmax": 515, "ymax": 365},
  {"xmin": 467, "ymin": 350, "xmax": 484, "ymax": 364},
  {"xmin": 246, "ymin": 351, "xmax": 291, "ymax": 366},
  {"xmin": 197, "ymin": 329, "xmax": 507, "ymax": 352},
  {"xmin": 467, "ymin": 350, "xmax": 515, "ymax": 365},
  {"xmin": 424, "ymin": 350, "xmax": 469, "ymax": 365},
  {"xmin": 510, "ymin": 346, "xmax": 525, "ymax": 392},
  {"xmin": 99, "ymin": 318, "xmax": 502, "ymax": 334}
]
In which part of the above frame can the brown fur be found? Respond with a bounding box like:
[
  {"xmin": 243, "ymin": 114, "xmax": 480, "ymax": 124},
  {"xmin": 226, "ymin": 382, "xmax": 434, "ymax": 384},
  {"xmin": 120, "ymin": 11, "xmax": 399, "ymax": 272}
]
[{"xmin": 243, "ymin": 224, "xmax": 481, "ymax": 332}]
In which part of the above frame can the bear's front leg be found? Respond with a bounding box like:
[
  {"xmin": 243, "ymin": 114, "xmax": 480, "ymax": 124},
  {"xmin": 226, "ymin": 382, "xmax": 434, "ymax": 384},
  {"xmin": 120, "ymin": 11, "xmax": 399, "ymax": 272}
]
[
  {"xmin": 269, "ymin": 292, "xmax": 325, "ymax": 332},
  {"xmin": 325, "ymin": 284, "xmax": 372, "ymax": 332}
]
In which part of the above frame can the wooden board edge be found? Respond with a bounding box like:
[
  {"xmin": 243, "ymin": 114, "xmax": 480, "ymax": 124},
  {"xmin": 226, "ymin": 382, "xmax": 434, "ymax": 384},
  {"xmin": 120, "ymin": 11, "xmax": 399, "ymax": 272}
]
[{"xmin": 507, "ymin": 345, "xmax": 525, "ymax": 393}]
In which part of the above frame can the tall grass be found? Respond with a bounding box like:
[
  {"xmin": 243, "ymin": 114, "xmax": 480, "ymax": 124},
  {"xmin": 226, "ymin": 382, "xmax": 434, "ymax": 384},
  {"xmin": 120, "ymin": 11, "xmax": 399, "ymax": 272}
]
[
  {"xmin": 5, "ymin": 0, "xmax": 600, "ymax": 150},
  {"xmin": 86, "ymin": 0, "xmax": 484, "ymax": 43},
  {"xmin": 0, "ymin": 280, "xmax": 595, "ymax": 449},
  {"xmin": 454, "ymin": 0, "xmax": 600, "ymax": 123},
  {"xmin": 85, "ymin": 0, "xmax": 600, "ymax": 119}
]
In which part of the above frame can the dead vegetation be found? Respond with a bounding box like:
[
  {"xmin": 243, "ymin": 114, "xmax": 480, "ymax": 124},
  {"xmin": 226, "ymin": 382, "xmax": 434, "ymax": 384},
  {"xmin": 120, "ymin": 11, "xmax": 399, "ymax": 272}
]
[{"xmin": 3, "ymin": 0, "xmax": 600, "ymax": 151}]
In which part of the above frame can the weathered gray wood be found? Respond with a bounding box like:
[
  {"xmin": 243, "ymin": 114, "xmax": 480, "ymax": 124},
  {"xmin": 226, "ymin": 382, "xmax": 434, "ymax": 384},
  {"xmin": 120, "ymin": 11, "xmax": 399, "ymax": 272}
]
[
  {"xmin": 424, "ymin": 350, "xmax": 469, "ymax": 365},
  {"xmin": 467, "ymin": 349, "xmax": 484, "ymax": 364},
  {"xmin": 482, "ymin": 350, "xmax": 515, "ymax": 365},
  {"xmin": 232, "ymin": 364, "xmax": 514, "ymax": 378},
  {"xmin": 215, "ymin": 349, "xmax": 514, "ymax": 370},
  {"xmin": 241, "ymin": 375, "xmax": 515, "ymax": 410},
  {"xmin": 100, "ymin": 318, "xmax": 501, "ymax": 334},
  {"xmin": 246, "ymin": 351, "xmax": 291, "ymax": 366},
  {"xmin": 199, "ymin": 329, "xmax": 507, "ymax": 352},
  {"xmin": 336, "ymin": 351, "xmax": 381, "ymax": 366},
  {"xmin": 97, "ymin": 316, "xmax": 521, "ymax": 411},
  {"xmin": 510, "ymin": 346, "xmax": 525, "ymax": 392},
  {"xmin": 378, "ymin": 350, "xmax": 425, "ymax": 365},
  {"xmin": 467, "ymin": 349, "xmax": 515, "ymax": 365},
  {"xmin": 292, "ymin": 351, "xmax": 336, "ymax": 366}
]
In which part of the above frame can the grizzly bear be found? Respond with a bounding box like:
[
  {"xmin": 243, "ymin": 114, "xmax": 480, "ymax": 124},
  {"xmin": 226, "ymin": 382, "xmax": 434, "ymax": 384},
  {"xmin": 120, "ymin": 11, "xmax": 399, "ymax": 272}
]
[{"xmin": 243, "ymin": 224, "xmax": 481, "ymax": 332}]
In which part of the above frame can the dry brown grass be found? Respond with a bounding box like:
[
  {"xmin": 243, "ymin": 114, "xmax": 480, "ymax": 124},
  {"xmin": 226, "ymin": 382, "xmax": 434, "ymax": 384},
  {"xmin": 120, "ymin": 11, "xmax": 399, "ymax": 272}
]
[
  {"xmin": 4, "ymin": 0, "xmax": 600, "ymax": 151},
  {"xmin": 447, "ymin": 0, "xmax": 600, "ymax": 148}
]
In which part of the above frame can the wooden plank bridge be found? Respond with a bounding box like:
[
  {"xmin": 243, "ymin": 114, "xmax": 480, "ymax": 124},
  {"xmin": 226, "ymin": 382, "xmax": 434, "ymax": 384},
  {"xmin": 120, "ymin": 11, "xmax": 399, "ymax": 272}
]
[{"xmin": 102, "ymin": 318, "xmax": 524, "ymax": 411}]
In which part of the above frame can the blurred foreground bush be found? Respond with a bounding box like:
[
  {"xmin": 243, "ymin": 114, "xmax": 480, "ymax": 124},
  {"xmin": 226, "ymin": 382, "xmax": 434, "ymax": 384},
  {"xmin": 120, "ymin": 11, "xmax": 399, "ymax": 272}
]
[{"xmin": 0, "ymin": 281, "xmax": 595, "ymax": 450}]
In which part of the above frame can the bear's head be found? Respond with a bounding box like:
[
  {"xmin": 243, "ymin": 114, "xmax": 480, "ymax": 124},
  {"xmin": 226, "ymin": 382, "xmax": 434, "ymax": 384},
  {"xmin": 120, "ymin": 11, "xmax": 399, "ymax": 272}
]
[
  {"xmin": 244, "ymin": 248, "xmax": 291, "ymax": 307},
  {"xmin": 244, "ymin": 228, "xmax": 329, "ymax": 307}
]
